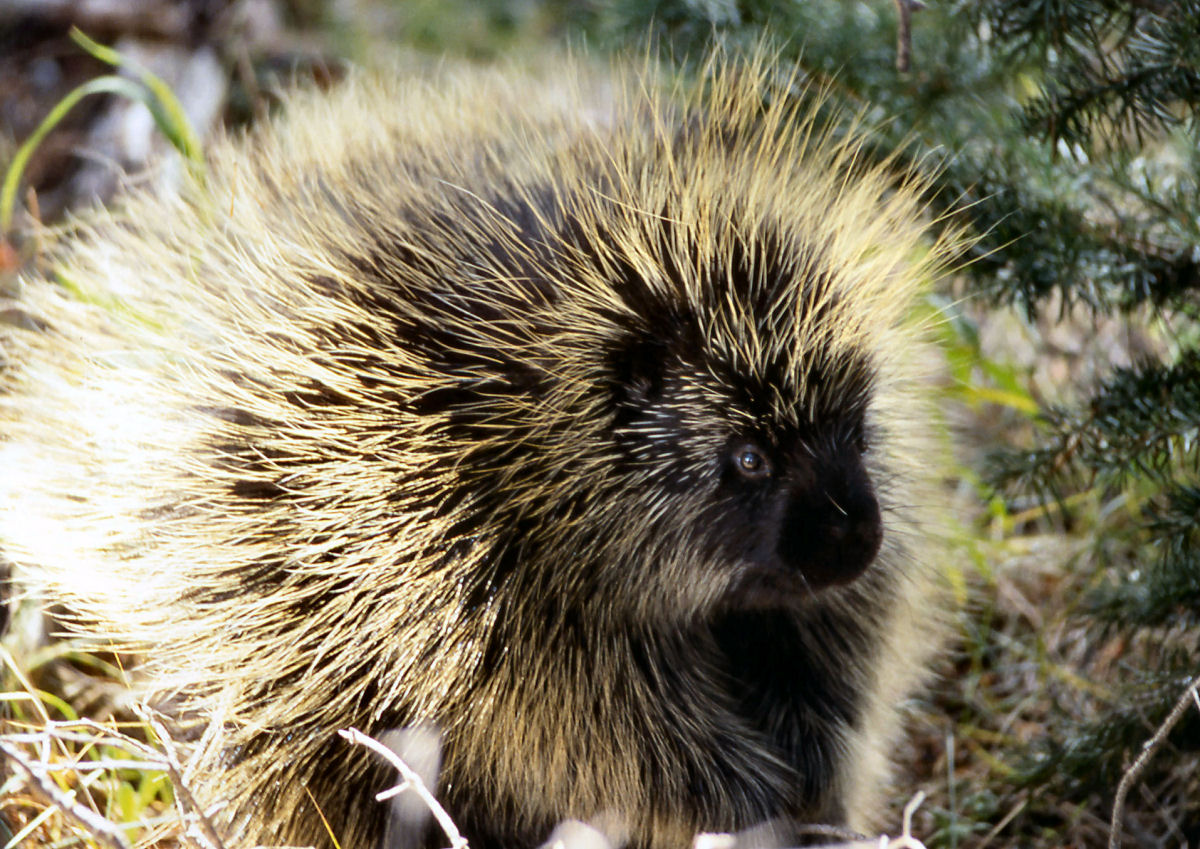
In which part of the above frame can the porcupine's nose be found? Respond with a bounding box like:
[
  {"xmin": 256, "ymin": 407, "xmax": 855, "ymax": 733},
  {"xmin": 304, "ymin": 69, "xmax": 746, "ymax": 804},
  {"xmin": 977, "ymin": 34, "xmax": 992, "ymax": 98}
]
[{"xmin": 776, "ymin": 452, "xmax": 882, "ymax": 591}]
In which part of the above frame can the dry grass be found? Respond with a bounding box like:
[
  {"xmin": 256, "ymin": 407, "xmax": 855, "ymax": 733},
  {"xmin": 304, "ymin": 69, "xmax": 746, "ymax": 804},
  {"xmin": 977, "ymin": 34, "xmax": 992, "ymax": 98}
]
[{"xmin": 0, "ymin": 642, "xmax": 191, "ymax": 849}]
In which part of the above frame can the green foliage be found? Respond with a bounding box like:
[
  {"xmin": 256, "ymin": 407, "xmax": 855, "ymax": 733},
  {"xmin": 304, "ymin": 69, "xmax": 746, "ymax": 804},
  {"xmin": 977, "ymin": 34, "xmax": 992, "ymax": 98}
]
[
  {"xmin": 1, "ymin": 29, "xmax": 203, "ymax": 236},
  {"xmin": 992, "ymin": 351, "xmax": 1200, "ymax": 499},
  {"xmin": 981, "ymin": 0, "xmax": 1200, "ymax": 148},
  {"xmin": 1016, "ymin": 664, "xmax": 1200, "ymax": 799},
  {"xmin": 1118, "ymin": 484, "xmax": 1200, "ymax": 625}
]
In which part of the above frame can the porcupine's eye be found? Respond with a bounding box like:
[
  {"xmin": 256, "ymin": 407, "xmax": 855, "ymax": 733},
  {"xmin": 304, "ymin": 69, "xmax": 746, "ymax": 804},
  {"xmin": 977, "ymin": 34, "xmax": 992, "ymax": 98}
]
[
  {"xmin": 851, "ymin": 418, "xmax": 869, "ymax": 454},
  {"xmin": 734, "ymin": 444, "xmax": 772, "ymax": 480}
]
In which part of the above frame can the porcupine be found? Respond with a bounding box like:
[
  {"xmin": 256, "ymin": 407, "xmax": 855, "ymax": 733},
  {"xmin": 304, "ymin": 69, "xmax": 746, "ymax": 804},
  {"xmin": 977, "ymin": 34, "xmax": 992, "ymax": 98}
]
[{"xmin": 0, "ymin": 50, "xmax": 957, "ymax": 849}]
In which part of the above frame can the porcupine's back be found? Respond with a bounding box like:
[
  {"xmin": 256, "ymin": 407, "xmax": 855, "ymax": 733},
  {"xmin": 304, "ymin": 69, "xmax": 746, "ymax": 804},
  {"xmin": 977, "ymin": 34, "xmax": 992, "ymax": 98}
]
[{"xmin": 0, "ymin": 52, "xmax": 955, "ymax": 849}]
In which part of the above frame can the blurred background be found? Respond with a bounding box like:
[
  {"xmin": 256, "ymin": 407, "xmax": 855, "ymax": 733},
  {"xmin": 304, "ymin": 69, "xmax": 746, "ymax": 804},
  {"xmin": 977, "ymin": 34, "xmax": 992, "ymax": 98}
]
[{"xmin": 1, "ymin": 1, "xmax": 1197, "ymax": 847}]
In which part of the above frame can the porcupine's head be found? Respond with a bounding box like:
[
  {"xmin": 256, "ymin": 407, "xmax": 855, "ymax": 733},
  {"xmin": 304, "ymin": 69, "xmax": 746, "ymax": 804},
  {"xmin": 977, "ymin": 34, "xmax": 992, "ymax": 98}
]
[{"xmin": 406, "ymin": 62, "xmax": 948, "ymax": 629}]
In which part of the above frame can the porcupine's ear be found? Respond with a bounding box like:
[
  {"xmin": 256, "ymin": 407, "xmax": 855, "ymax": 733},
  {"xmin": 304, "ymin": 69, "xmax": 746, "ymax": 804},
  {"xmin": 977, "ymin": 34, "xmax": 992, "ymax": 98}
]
[{"xmin": 608, "ymin": 335, "xmax": 668, "ymax": 415}]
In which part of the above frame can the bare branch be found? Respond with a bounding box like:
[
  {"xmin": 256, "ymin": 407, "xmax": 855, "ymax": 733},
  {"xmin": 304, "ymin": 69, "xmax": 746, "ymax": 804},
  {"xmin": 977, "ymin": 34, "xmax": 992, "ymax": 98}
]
[
  {"xmin": 893, "ymin": 0, "xmax": 926, "ymax": 72},
  {"xmin": 0, "ymin": 739, "xmax": 133, "ymax": 849},
  {"xmin": 1109, "ymin": 675, "xmax": 1200, "ymax": 849},
  {"xmin": 132, "ymin": 703, "xmax": 229, "ymax": 849},
  {"xmin": 340, "ymin": 727, "xmax": 468, "ymax": 849}
]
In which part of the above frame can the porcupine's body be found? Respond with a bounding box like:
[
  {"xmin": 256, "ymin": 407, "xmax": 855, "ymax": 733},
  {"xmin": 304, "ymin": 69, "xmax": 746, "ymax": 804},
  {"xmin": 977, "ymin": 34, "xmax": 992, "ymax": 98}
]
[{"xmin": 0, "ymin": 53, "xmax": 955, "ymax": 849}]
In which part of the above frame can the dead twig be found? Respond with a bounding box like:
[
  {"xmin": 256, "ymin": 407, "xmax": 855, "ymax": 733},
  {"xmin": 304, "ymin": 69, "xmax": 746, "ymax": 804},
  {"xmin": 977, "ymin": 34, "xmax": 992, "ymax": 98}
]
[
  {"xmin": 132, "ymin": 703, "xmax": 229, "ymax": 849},
  {"xmin": 0, "ymin": 739, "xmax": 133, "ymax": 849},
  {"xmin": 1108, "ymin": 675, "xmax": 1200, "ymax": 849},
  {"xmin": 340, "ymin": 727, "xmax": 468, "ymax": 849},
  {"xmin": 885, "ymin": 791, "xmax": 929, "ymax": 849},
  {"xmin": 893, "ymin": 0, "xmax": 927, "ymax": 72}
]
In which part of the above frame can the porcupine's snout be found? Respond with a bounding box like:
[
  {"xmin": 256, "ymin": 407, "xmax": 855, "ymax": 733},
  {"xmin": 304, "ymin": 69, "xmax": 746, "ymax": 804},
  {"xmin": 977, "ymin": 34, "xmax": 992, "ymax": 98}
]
[{"xmin": 777, "ymin": 445, "xmax": 882, "ymax": 591}]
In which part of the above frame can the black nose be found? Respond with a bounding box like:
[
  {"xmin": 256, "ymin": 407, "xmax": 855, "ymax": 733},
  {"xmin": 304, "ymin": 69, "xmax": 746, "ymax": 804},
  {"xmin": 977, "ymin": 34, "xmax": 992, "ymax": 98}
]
[{"xmin": 776, "ymin": 464, "xmax": 882, "ymax": 591}]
